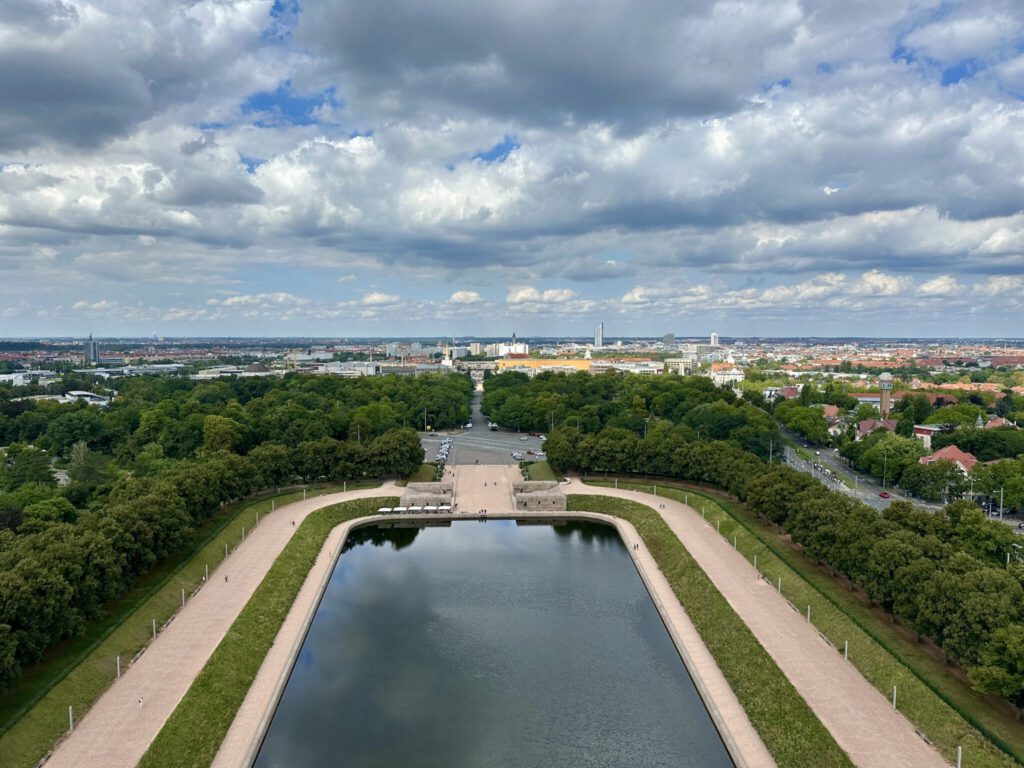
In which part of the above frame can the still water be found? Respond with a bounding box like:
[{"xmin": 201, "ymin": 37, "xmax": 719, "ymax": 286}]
[{"xmin": 253, "ymin": 519, "xmax": 734, "ymax": 768}]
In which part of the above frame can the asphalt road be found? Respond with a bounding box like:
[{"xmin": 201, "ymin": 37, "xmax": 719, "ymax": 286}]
[
  {"xmin": 781, "ymin": 431, "xmax": 1023, "ymax": 534},
  {"xmin": 419, "ymin": 391, "xmax": 547, "ymax": 466}
]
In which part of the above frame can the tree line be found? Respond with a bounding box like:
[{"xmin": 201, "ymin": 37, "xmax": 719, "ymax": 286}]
[
  {"xmin": 0, "ymin": 372, "xmax": 467, "ymax": 687},
  {"xmin": 487, "ymin": 372, "xmax": 1024, "ymax": 714}
]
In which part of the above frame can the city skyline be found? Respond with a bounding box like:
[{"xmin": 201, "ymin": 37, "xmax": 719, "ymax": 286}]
[{"xmin": 1, "ymin": 1, "xmax": 1023, "ymax": 337}]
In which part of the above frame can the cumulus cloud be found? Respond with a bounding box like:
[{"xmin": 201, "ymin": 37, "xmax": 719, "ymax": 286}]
[
  {"xmin": 361, "ymin": 291, "xmax": 400, "ymax": 305},
  {"xmin": 1, "ymin": 0, "xmax": 1023, "ymax": 336},
  {"xmin": 447, "ymin": 290, "xmax": 482, "ymax": 304}
]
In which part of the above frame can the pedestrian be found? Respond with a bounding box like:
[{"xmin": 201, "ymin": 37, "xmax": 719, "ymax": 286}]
[
  {"xmin": 291, "ymin": 520, "xmax": 295, "ymax": 526},
  {"xmin": 224, "ymin": 575, "xmax": 228, "ymax": 583},
  {"xmin": 138, "ymin": 696, "xmax": 143, "ymax": 708}
]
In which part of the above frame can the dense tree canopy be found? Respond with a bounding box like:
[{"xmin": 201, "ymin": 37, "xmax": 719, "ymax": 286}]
[{"xmin": 0, "ymin": 372, "xmax": 469, "ymax": 687}]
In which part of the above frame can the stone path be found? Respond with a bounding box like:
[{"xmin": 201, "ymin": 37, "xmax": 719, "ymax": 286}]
[
  {"xmin": 564, "ymin": 479, "xmax": 948, "ymax": 768},
  {"xmin": 42, "ymin": 483, "xmax": 398, "ymax": 768}
]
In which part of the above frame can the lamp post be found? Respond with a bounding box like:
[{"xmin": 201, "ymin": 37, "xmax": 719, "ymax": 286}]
[
  {"xmin": 882, "ymin": 449, "xmax": 888, "ymax": 489},
  {"xmin": 644, "ymin": 418, "xmax": 650, "ymax": 439}
]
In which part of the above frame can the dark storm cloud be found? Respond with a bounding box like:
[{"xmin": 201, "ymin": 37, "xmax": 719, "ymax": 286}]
[
  {"xmin": 295, "ymin": 0, "xmax": 799, "ymax": 127},
  {"xmin": 0, "ymin": 48, "xmax": 153, "ymax": 150}
]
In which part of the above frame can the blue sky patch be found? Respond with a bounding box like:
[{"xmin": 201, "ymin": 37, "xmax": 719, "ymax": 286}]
[
  {"xmin": 263, "ymin": 0, "xmax": 301, "ymax": 41},
  {"xmin": 473, "ymin": 134, "xmax": 519, "ymax": 163},
  {"xmin": 241, "ymin": 81, "xmax": 339, "ymax": 127},
  {"xmin": 239, "ymin": 155, "xmax": 266, "ymax": 174},
  {"xmin": 941, "ymin": 58, "xmax": 981, "ymax": 85}
]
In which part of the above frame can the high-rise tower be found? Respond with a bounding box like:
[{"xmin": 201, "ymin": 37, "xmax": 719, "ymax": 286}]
[
  {"xmin": 83, "ymin": 334, "xmax": 99, "ymax": 365},
  {"xmin": 594, "ymin": 322, "xmax": 604, "ymax": 349}
]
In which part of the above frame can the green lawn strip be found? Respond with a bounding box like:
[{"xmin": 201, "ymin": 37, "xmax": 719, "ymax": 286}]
[
  {"xmin": 569, "ymin": 493, "xmax": 853, "ymax": 768},
  {"xmin": 138, "ymin": 496, "xmax": 397, "ymax": 768},
  {"xmin": 407, "ymin": 463, "xmax": 437, "ymax": 483},
  {"xmin": 588, "ymin": 479, "xmax": 1020, "ymax": 768},
  {"xmin": 526, "ymin": 460, "xmax": 557, "ymax": 481},
  {"xmin": 0, "ymin": 483, "xmax": 377, "ymax": 768}
]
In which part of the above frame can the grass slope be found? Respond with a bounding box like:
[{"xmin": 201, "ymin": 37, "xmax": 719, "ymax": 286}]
[
  {"xmin": 0, "ymin": 484, "xmax": 375, "ymax": 768},
  {"xmin": 138, "ymin": 496, "xmax": 396, "ymax": 768},
  {"xmin": 569, "ymin": 493, "xmax": 853, "ymax": 768},
  {"xmin": 588, "ymin": 479, "xmax": 1021, "ymax": 768},
  {"xmin": 525, "ymin": 460, "xmax": 557, "ymax": 481}
]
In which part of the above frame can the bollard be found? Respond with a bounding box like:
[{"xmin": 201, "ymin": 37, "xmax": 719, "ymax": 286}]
[
  {"xmin": 685, "ymin": 493, "xmax": 688, "ymax": 504},
  {"xmin": 181, "ymin": 588, "xmax": 185, "ymax": 608},
  {"xmin": 614, "ymin": 479, "xmax": 618, "ymax": 489},
  {"xmin": 753, "ymin": 554, "xmax": 758, "ymax": 573},
  {"xmin": 242, "ymin": 526, "xmax": 245, "ymax": 541},
  {"xmin": 654, "ymin": 485, "xmax": 658, "ymax": 496},
  {"xmin": 116, "ymin": 655, "xmax": 121, "ymax": 678},
  {"xmin": 807, "ymin": 605, "xmax": 811, "ymax": 623},
  {"xmin": 205, "ymin": 563, "xmax": 209, "ymax": 581},
  {"xmin": 68, "ymin": 705, "xmax": 74, "ymax": 733},
  {"xmin": 777, "ymin": 576, "xmax": 782, "ymax": 594},
  {"xmin": 892, "ymin": 685, "xmax": 897, "ymax": 710},
  {"xmin": 271, "ymin": 499, "xmax": 275, "ymax": 512},
  {"xmin": 844, "ymin": 640, "xmax": 848, "ymax": 660},
  {"xmin": 152, "ymin": 618, "xmax": 156, "ymax": 640},
  {"xmin": 225, "ymin": 543, "xmax": 228, "ymax": 558},
  {"xmin": 717, "ymin": 520, "xmax": 721, "ymax": 533},
  {"xmin": 957, "ymin": 745, "xmax": 962, "ymax": 768},
  {"xmin": 256, "ymin": 512, "xmax": 259, "ymax": 526},
  {"xmin": 733, "ymin": 535, "xmax": 737, "ymax": 549},
  {"xmin": 344, "ymin": 480, "xmax": 347, "ymax": 492}
]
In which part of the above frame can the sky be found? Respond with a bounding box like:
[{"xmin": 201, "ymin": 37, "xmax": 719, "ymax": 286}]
[{"xmin": 1, "ymin": 0, "xmax": 1023, "ymax": 339}]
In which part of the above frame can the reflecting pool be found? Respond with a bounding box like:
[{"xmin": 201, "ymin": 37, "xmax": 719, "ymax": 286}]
[{"xmin": 254, "ymin": 519, "xmax": 734, "ymax": 768}]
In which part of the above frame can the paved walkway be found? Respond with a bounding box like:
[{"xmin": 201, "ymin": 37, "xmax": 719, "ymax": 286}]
[
  {"xmin": 43, "ymin": 483, "xmax": 398, "ymax": 768},
  {"xmin": 563, "ymin": 480, "xmax": 948, "ymax": 768}
]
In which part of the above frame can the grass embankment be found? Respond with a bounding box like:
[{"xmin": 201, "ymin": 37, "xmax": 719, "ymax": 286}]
[
  {"xmin": 525, "ymin": 460, "xmax": 557, "ymax": 481},
  {"xmin": 569, "ymin": 494, "xmax": 853, "ymax": 768},
  {"xmin": 406, "ymin": 463, "xmax": 437, "ymax": 483},
  {"xmin": 138, "ymin": 496, "xmax": 397, "ymax": 768},
  {"xmin": 0, "ymin": 483, "xmax": 377, "ymax": 768},
  {"xmin": 587, "ymin": 479, "xmax": 1022, "ymax": 768}
]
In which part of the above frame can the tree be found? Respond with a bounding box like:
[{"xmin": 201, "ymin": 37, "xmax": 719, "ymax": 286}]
[
  {"xmin": 899, "ymin": 461, "xmax": 967, "ymax": 502},
  {"xmin": 366, "ymin": 429, "xmax": 424, "ymax": 477},
  {"xmin": 201, "ymin": 415, "xmax": 244, "ymax": 454},
  {"xmin": 969, "ymin": 624, "xmax": 1024, "ymax": 718},
  {"xmin": 18, "ymin": 498, "xmax": 78, "ymax": 535},
  {"xmin": 0, "ymin": 444, "xmax": 55, "ymax": 491}
]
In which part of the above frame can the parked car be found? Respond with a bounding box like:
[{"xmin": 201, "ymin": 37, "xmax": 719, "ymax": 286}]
[
  {"xmin": 526, "ymin": 450, "xmax": 537, "ymax": 455},
  {"xmin": 519, "ymin": 436, "xmax": 528, "ymax": 441},
  {"xmin": 529, "ymin": 431, "xmax": 540, "ymax": 436},
  {"xmin": 511, "ymin": 452, "xmax": 524, "ymax": 460}
]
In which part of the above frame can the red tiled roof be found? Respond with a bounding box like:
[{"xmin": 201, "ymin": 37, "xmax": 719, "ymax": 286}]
[{"xmin": 920, "ymin": 445, "xmax": 978, "ymax": 472}]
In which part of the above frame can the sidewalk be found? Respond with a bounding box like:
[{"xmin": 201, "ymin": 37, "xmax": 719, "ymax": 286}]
[
  {"xmin": 565, "ymin": 480, "xmax": 947, "ymax": 768},
  {"xmin": 42, "ymin": 483, "xmax": 397, "ymax": 768}
]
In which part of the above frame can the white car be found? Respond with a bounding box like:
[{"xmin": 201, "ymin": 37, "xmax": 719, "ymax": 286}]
[
  {"xmin": 519, "ymin": 436, "xmax": 528, "ymax": 441},
  {"xmin": 511, "ymin": 452, "xmax": 524, "ymax": 460},
  {"xmin": 465, "ymin": 422, "xmax": 473, "ymax": 428}
]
